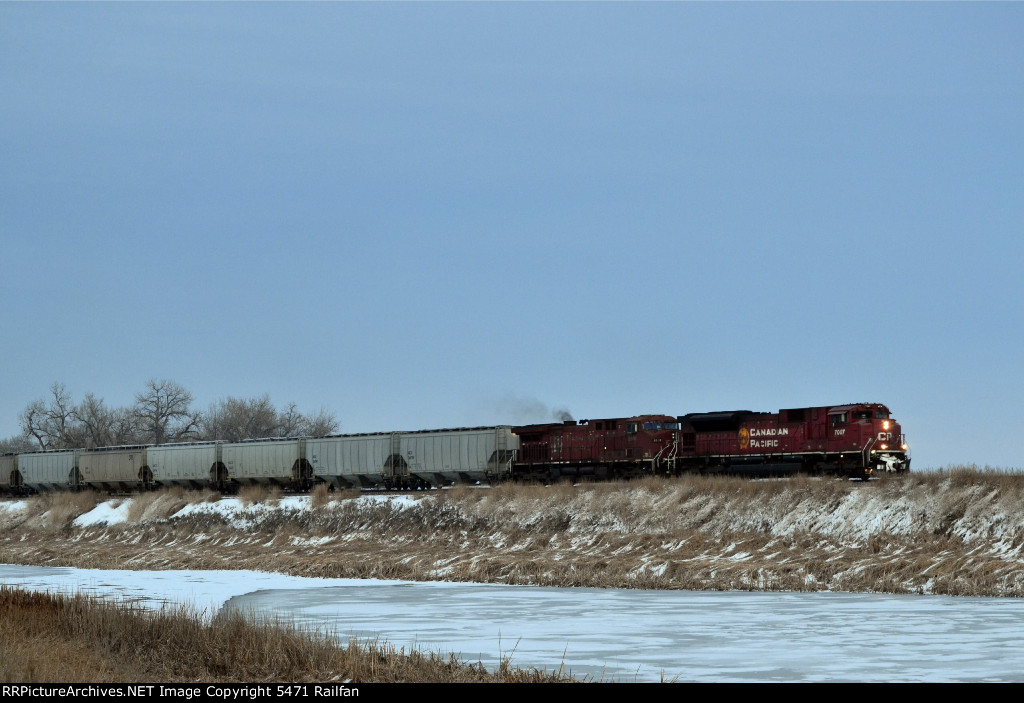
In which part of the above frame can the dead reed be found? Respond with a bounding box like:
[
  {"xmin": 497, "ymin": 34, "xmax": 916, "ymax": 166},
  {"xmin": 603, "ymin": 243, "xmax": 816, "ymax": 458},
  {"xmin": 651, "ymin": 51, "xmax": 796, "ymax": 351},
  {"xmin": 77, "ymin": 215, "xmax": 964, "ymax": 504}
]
[
  {"xmin": 4, "ymin": 469, "xmax": 1024, "ymax": 597},
  {"xmin": 238, "ymin": 484, "xmax": 284, "ymax": 506},
  {"xmin": 310, "ymin": 482, "xmax": 331, "ymax": 508},
  {"xmin": 0, "ymin": 586, "xmax": 577, "ymax": 683}
]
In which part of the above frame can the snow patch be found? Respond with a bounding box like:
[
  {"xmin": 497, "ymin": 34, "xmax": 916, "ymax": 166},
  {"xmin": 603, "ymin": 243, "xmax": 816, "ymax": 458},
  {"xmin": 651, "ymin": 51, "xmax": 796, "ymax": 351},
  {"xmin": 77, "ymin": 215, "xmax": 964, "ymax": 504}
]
[{"xmin": 73, "ymin": 500, "xmax": 130, "ymax": 527}]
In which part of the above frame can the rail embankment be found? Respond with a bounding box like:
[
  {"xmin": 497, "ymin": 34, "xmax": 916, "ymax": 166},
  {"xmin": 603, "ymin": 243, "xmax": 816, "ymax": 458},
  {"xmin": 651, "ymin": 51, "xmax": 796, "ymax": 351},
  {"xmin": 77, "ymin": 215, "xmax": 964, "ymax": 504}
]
[{"xmin": 2, "ymin": 467, "xmax": 1024, "ymax": 597}]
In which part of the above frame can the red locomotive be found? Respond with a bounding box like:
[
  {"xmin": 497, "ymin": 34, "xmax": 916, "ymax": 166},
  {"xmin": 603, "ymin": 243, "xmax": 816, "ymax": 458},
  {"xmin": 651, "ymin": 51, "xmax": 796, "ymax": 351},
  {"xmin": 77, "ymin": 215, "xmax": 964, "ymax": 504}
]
[
  {"xmin": 514, "ymin": 414, "xmax": 683, "ymax": 481},
  {"xmin": 513, "ymin": 403, "xmax": 909, "ymax": 481}
]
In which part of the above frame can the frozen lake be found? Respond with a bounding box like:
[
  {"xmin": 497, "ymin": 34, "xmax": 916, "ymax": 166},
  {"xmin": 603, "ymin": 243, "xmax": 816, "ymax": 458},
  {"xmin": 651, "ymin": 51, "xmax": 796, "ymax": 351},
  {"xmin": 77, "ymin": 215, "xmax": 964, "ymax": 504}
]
[{"xmin": 3, "ymin": 564, "xmax": 1023, "ymax": 682}]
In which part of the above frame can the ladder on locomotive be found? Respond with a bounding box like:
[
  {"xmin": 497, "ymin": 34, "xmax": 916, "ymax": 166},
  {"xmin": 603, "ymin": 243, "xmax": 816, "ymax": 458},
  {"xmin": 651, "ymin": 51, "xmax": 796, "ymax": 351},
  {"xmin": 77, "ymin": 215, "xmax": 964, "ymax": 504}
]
[{"xmin": 652, "ymin": 437, "xmax": 680, "ymax": 475}]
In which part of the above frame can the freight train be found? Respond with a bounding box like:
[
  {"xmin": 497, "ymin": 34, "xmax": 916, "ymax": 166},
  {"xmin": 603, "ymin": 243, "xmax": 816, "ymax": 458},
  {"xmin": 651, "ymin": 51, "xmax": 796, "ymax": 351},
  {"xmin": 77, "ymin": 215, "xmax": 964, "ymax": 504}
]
[{"xmin": 0, "ymin": 402, "xmax": 909, "ymax": 493}]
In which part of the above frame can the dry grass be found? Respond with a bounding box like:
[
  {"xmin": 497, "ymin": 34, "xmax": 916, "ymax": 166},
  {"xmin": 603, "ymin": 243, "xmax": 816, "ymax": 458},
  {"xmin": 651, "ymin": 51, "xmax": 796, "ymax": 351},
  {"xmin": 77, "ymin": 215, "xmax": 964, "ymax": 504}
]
[
  {"xmin": 310, "ymin": 482, "xmax": 331, "ymax": 508},
  {"xmin": 5, "ymin": 490, "xmax": 104, "ymax": 533},
  {"xmin": 125, "ymin": 486, "xmax": 220, "ymax": 523},
  {"xmin": 238, "ymin": 484, "xmax": 284, "ymax": 506},
  {"xmin": 0, "ymin": 587, "xmax": 577, "ymax": 683},
  {"xmin": 307, "ymin": 483, "xmax": 361, "ymax": 507}
]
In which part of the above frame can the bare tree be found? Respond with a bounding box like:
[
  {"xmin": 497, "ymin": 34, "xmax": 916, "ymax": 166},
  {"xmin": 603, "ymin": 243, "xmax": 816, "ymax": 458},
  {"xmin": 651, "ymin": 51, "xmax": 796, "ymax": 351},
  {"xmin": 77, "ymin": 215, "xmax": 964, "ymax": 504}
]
[
  {"xmin": 19, "ymin": 383, "xmax": 84, "ymax": 449},
  {"xmin": 14, "ymin": 382, "xmax": 338, "ymax": 449},
  {"xmin": 0, "ymin": 434, "xmax": 35, "ymax": 454},
  {"xmin": 108, "ymin": 407, "xmax": 141, "ymax": 446},
  {"xmin": 134, "ymin": 379, "xmax": 200, "ymax": 445},
  {"xmin": 74, "ymin": 393, "xmax": 141, "ymax": 448},
  {"xmin": 277, "ymin": 402, "xmax": 338, "ymax": 437},
  {"xmin": 202, "ymin": 396, "xmax": 340, "ymax": 440},
  {"xmin": 202, "ymin": 394, "xmax": 279, "ymax": 441},
  {"xmin": 299, "ymin": 406, "xmax": 339, "ymax": 437},
  {"xmin": 277, "ymin": 402, "xmax": 304, "ymax": 437},
  {"xmin": 19, "ymin": 399, "xmax": 51, "ymax": 449},
  {"xmin": 75, "ymin": 393, "xmax": 115, "ymax": 448}
]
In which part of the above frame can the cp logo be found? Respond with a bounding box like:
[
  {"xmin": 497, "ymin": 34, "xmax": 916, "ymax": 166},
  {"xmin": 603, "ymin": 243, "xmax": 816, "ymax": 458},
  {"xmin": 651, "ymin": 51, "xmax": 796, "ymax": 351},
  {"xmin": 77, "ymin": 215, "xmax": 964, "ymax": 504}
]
[{"xmin": 739, "ymin": 428, "xmax": 750, "ymax": 450}]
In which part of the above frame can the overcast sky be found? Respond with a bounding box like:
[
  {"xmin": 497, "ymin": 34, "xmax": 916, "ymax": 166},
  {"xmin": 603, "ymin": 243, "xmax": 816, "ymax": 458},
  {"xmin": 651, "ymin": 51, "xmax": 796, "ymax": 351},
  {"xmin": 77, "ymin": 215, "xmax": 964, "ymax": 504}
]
[{"xmin": 2, "ymin": 3, "xmax": 1021, "ymax": 470}]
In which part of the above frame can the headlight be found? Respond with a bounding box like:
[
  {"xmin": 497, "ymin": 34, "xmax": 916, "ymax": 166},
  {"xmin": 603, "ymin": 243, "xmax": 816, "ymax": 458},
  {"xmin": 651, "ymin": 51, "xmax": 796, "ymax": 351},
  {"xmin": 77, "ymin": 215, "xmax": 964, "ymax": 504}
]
[
  {"xmin": 901, "ymin": 443, "xmax": 908, "ymax": 451},
  {"xmin": 880, "ymin": 444, "xmax": 888, "ymax": 450},
  {"xmin": 883, "ymin": 420, "xmax": 890, "ymax": 430}
]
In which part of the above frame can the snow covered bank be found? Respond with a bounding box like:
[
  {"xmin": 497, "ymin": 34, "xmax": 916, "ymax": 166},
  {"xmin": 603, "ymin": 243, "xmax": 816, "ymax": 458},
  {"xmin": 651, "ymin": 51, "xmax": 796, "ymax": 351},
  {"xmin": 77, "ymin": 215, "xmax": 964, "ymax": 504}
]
[{"xmin": 3, "ymin": 473, "xmax": 1024, "ymax": 596}]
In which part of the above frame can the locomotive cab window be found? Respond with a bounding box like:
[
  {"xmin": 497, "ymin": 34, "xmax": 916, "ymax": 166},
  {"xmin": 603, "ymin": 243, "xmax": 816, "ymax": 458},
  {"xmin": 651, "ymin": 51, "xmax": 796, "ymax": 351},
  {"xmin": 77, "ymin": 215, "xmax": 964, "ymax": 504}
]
[
  {"xmin": 875, "ymin": 410, "xmax": 890, "ymax": 420},
  {"xmin": 829, "ymin": 413, "xmax": 848, "ymax": 425},
  {"xmin": 853, "ymin": 411, "xmax": 872, "ymax": 420},
  {"xmin": 663, "ymin": 422, "xmax": 681, "ymax": 430},
  {"xmin": 643, "ymin": 422, "xmax": 662, "ymax": 430},
  {"xmin": 627, "ymin": 423, "xmax": 638, "ymax": 433}
]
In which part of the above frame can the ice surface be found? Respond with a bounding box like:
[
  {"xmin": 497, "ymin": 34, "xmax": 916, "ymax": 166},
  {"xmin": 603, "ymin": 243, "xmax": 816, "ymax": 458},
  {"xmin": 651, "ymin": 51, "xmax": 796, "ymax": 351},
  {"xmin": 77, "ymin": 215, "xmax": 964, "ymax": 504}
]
[{"xmin": 4, "ymin": 564, "xmax": 1024, "ymax": 682}]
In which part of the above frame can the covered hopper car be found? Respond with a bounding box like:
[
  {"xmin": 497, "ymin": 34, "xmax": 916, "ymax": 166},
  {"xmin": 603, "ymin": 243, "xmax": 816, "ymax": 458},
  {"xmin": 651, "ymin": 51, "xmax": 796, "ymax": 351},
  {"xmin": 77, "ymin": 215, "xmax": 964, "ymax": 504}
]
[{"xmin": 1, "ymin": 427, "xmax": 520, "ymax": 493}]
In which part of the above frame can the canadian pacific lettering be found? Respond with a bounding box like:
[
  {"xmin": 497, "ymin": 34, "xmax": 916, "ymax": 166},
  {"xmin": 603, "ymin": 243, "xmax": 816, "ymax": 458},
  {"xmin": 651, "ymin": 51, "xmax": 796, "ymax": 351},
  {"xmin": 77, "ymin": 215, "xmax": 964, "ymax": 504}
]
[
  {"xmin": 748, "ymin": 426, "xmax": 787, "ymax": 448},
  {"xmin": 749, "ymin": 428, "xmax": 789, "ymax": 437}
]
